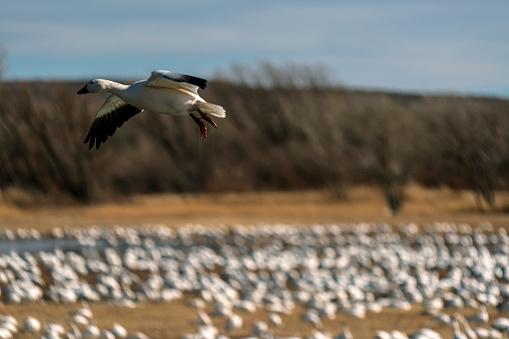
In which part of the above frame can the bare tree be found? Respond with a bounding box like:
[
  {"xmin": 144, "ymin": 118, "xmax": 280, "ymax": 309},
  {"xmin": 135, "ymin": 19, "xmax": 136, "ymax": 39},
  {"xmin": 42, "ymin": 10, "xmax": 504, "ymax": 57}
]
[
  {"xmin": 137, "ymin": 111, "xmax": 211, "ymax": 192},
  {"xmin": 213, "ymin": 61, "xmax": 336, "ymax": 89},
  {"xmin": 210, "ymin": 64, "xmax": 348, "ymax": 195},
  {"xmin": 340, "ymin": 95, "xmax": 415, "ymax": 214},
  {"xmin": 419, "ymin": 98, "xmax": 509, "ymax": 210},
  {"xmin": 0, "ymin": 82, "xmax": 97, "ymax": 201}
]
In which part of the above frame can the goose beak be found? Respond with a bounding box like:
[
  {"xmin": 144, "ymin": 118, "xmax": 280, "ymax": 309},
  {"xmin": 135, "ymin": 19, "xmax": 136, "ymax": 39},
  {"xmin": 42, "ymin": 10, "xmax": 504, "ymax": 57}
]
[{"xmin": 77, "ymin": 85, "xmax": 88, "ymax": 94}]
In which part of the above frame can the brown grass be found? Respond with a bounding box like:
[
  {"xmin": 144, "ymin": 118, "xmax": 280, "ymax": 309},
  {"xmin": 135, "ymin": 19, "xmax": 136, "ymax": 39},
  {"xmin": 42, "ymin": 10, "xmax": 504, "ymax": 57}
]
[
  {"xmin": 0, "ymin": 185, "xmax": 508, "ymax": 338},
  {"xmin": 1, "ymin": 184, "xmax": 508, "ymax": 233}
]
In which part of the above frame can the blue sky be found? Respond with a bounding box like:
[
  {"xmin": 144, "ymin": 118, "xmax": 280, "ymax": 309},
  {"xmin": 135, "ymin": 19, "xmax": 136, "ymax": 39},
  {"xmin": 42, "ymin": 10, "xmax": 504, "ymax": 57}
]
[{"xmin": 1, "ymin": 1, "xmax": 508, "ymax": 97}]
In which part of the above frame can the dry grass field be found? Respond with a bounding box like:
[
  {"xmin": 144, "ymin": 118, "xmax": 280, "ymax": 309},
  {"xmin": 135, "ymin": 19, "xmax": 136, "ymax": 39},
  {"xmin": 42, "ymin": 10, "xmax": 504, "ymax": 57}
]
[
  {"xmin": 1, "ymin": 184, "xmax": 509, "ymax": 232},
  {"xmin": 0, "ymin": 185, "xmax": 508, "ymax": 338}
]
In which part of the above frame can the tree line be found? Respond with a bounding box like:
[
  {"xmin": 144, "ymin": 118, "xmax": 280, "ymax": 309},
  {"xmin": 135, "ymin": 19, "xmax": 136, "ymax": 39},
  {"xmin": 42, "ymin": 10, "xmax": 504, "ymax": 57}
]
[{"xmin": 1, "ymin": 65, "xmax": 508, "ymax": 213}]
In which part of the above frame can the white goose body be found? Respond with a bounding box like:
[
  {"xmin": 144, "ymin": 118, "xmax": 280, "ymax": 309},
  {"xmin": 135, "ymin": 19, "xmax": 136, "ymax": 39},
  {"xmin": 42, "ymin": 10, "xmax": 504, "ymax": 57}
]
[
  {"xmin": 106, "ymin": 80, "xmax": 199, "ymax": 115},
  {"xmin": 78, "ymin": 70, "xmax": 226, "ymax": 149}
]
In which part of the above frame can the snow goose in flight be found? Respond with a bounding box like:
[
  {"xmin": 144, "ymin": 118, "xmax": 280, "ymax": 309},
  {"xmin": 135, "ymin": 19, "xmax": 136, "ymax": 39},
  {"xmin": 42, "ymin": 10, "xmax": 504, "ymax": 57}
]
[{"xmin": 77, "ymin": 70, "xmax": 226, "ymax": 149}]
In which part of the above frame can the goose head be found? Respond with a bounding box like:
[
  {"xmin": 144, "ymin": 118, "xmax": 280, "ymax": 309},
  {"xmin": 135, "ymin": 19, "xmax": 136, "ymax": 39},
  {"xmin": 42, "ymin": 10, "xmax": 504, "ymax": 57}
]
[{"xmin": 77, "ymin": 79, "xmax": 110, "ymax": 94}]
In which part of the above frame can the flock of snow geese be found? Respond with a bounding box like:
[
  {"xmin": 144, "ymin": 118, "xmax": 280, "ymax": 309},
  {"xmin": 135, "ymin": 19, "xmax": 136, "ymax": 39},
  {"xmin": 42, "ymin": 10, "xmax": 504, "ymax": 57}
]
[
  {"xmin": 0, "ymin": 307, "xmax": 147, "ymax": 339},
  {"xmin": 1, "ymin": 221, "xmax": 509, "ymax": 338}
]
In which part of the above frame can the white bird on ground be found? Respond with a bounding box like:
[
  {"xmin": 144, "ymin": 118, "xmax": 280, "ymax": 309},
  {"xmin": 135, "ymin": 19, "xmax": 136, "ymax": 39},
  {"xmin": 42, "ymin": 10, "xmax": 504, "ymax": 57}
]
[
  {"xmin": 43, "ymin": 321, "xmax": 66, "ymax": 337},
  {"xmin": 268, "ymin": 313, "xmax": 283, "ymax": 328},
  {"xmin": 99, "ymin": 330, "xmax": 115, "ymax": 339},
  {"xmin": 225, "ymin": 313, "xmax": 243, "ymax": 332},
  {"xmin": 373, "ymin": 331, "xmax": 391, "ymax": 339},
  {"xmin": 459, "ymin": 315, "xmax": 477, "ymax": 339},
  {"xmin": 82, "ymin": 323, "xmax": 101, "ymax": 339},
  {"xmin": 22, "ymin": 316, "xmax": 41, "ymax": 333},
  {"xmin": 390, "ymin": 330, "xmax": 408, "ymax": 339},
  {"xmin": 473, "ymin": 327, "xmax": 502, "ymax": 339},
  {"xmin": 250, "ymin": 321, "xmax": 269, "ymax": 337},
  {"xmin": 194, "ymin": 310, "xmax": 212, "ymax": 326},
  {"xmin": 71, "ymin": 303, "xmax": 94, "ymax": 320},
  {"xmin": 334, "ymin": 322, "xmax": 352, "ymax": 339},
  {"xmin": 187, "ymin": 298, "xmax": 206, "ymax": 309},
  {"xmin": 452, "ymin": 314, "xmax": 468, "ymax": 339},
  {"xmin": 66, "ymin": 322, "xmax": 81, "ymax": 339},
  {"xmin": 196, "ymin": 325, "xmax": 218, "ymax": 339},
  {"xmin": 70, "ymin": 314, "xmax": 89, "ymax": 327},
  {"xmin": 423, "ymin": 298, "xmax": 444, "ymax": 315},
  {"xmin": 410, "ymin": 327, "xmax": 441, "ymax": 339},
  {"xmin": 109, "ymin": 323, "xmax": 128, "ymax": 338},
  {"xmin": 0, "ymin": 316, "xmax": 17, "ymax": 329},
  {"xmin": 127, "ymin": 331, "xmax": 150, "ymax": 339},
  {"xmin": 346, "ymin": 304, "xmax": 366, "ymax": 319},
  {"xmin": 0, "ymin": 317, "xmax": 17, "ymax": 336},
  {"xmin": 432, "ymin": 313, "xmax": 451, "ymax": 326},
  {"xmin": 309, "ymin": 330, "xmax": 333, "ymax": 339},
  {"xmin": 78, "ymin": 70, "xmax": 226, "ymax": 149},
  {"xmin": 491, "ymin": 317, "xmax": 509, "ymax": 333},
  {"xmin": 468, "ymin": 305, "xmax": 489, "ymax": 324},
  {"xmin": 302, "ymin": 310, "xmax": 323, "ymax": 329},
  {"xmin": 0, "ymin": 328, "xmax": 12, "ymax": 339}
]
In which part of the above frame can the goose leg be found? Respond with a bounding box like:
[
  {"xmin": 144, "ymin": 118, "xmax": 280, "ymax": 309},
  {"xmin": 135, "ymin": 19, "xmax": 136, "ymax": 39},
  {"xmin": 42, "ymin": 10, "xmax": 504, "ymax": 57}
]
[
  {"xmin": 196, "ymin": 106, "xmax": 218, "ymax": 128},
  {"xmin": 189, "ymin": 113, "xmax": 207, "ymax": 138}
]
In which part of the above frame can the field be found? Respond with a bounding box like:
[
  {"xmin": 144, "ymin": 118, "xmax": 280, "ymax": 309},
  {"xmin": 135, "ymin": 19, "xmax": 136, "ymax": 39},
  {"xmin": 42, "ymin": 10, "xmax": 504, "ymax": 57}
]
[
  {"xmin": 2, "ymin": 185, "xmax": 509, "ymax": 232},
  {"xmin": 1, "ymin": 185, "xmax": 509, "ymax": 338}
]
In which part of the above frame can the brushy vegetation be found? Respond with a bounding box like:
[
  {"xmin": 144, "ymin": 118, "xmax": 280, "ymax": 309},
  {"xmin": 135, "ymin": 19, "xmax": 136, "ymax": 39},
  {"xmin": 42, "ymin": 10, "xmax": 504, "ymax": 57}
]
[{"xmin": 1, "ymin": 65, "xmax": 509, "ymax": 213}]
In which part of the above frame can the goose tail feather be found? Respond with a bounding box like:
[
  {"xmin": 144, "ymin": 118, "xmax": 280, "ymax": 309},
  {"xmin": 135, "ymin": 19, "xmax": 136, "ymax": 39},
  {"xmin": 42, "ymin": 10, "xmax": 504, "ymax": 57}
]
[{"xmin": 196, "ymin": 101, "xmax": 226, "ymax": 118}]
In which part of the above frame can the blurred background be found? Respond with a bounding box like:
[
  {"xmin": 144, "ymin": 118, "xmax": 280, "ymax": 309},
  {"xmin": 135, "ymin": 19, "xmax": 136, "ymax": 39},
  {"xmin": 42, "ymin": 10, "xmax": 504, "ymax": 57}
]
[{"xmin": 0, "ymin": 0, "xmax": 509, "ymax": 214}]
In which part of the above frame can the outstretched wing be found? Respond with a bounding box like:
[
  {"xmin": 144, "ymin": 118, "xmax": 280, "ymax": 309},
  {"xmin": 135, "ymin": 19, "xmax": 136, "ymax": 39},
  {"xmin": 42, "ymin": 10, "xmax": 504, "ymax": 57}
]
[
  {"xmin": 146, "ymin": 70, "xmax": 207, "ymax": 94},
  {"xmin": 84, "ymin": 94, "xmax": 143, "ymax": 149}
]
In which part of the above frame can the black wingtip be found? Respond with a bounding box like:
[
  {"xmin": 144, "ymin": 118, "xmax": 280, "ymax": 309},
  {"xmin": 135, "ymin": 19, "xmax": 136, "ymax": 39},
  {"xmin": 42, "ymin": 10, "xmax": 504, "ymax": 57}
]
[
  {"xmin": 84, "ymin": 138, "xmax": 94, "ymax": 150},
  {"xmin": 83, "ymin": 104, "xmax": 142, "ymax": 150},
  {"xmin": 153, "ymin": 70, "xmax": 207, "ymax": 89}
]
